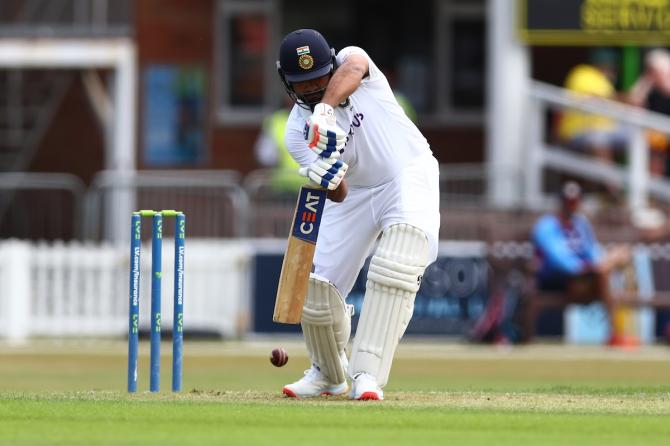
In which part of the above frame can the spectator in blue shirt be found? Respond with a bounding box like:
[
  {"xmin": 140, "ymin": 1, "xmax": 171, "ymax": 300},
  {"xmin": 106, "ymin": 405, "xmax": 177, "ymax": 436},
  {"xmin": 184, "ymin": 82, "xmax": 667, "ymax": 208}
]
[
  {"xmin": 532, "ymin": 182, "xmax": 629, "ymax": 335},
  {"xmin": 533, "ymin": 182, "xmax": 603, "ymax": 290}
]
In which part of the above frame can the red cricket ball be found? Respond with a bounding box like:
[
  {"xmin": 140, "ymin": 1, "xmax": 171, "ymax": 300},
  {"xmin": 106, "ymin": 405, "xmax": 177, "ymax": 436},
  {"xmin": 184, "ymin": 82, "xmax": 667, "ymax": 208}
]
[{"xmin": 270, "ymin": 347, "xmax": 289, "ymax": 367}]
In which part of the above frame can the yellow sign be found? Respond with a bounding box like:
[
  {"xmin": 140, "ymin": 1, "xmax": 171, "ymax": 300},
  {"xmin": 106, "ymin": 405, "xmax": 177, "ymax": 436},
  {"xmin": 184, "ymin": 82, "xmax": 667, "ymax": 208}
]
[{"xmin": 519, "ymin": 0, "xmax": 670, "ymax": 45}]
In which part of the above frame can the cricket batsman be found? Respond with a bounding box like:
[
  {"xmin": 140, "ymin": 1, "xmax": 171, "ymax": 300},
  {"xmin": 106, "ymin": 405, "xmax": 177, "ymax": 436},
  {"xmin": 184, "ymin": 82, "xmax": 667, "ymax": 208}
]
[{"xmin": 277, "ymin": 29, "xmax": 440, "ymax": 400}]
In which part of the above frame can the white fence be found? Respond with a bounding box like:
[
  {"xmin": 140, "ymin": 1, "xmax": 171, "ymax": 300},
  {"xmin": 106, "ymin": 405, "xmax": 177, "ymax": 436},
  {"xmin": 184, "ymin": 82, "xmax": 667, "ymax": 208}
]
[
  {"xmin": 0, "ymin": 239, "xmax": 253, "ymax": 341},
  {"xmin": 527, "ymin": 81, "xmax": 670, "ymax": 210}
]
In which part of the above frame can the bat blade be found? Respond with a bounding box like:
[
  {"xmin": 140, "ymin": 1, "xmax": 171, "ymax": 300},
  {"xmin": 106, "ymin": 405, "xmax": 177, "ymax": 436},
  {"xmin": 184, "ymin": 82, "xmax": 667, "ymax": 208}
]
[{"xmin": 273, "ymin": 185, "xmax": 327, "ymax": 324}]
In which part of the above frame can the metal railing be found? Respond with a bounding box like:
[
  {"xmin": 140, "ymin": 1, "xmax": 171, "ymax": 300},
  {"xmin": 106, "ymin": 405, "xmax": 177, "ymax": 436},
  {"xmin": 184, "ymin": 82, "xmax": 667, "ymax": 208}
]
[
  {"xmin": 0, "ymin": 69, "xmax": 74, "ymax": 172},
  {"xmin": 242, "ymin": 168, "xmax": 300, "ymax": 237},
  {"xmin": 440, "ymin": 163, "xmax": 522, "ymax": 208},
  {"xmin": 0, "ymin": 172, "xmax": 85, "ymax": 240},
  {"xmin": 83, "ymin": 170, "xmax": 249, "ymax": 241},
  {"xmin": 0, "ymin": 0, "xmax": 131, "ymax": 37},
  {"xmin": 0, "ymin": 164, "xmax": 583, "ymax": 242},
  {"xmin": 527, "ymin": 81, "xmax": 670, "ymax": 210}
]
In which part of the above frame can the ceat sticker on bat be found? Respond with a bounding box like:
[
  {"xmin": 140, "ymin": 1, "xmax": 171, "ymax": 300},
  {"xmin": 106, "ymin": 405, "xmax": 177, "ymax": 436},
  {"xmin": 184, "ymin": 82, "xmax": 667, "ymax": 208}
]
[{"xmin": 291, "ymin": 187, "xmax": 327, "ymax": 244}]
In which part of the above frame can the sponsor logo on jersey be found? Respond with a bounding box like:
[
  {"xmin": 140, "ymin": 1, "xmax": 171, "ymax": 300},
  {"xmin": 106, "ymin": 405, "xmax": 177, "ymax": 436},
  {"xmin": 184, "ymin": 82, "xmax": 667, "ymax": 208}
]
[{"xmin": 344, "ymin": 112, "xmax": 364, "ymax": 148}]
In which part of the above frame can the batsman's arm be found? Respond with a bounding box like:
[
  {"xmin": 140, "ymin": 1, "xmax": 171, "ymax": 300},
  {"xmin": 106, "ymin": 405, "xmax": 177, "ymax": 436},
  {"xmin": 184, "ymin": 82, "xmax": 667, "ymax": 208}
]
[
  {"xmin": 327, "ymin": 179, "xmax": 348, "ymax": 203},
  {"xmin": 321, "ymin": 54, "xmax": 369, "ymax": 107}
]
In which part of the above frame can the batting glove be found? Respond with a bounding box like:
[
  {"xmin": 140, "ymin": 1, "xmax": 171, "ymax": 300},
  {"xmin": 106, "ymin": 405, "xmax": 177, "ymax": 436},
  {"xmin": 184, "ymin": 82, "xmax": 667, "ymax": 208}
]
[
  {"xmin": 304, "ymin": 103, "xmax": 347, "ymax": 158},
  {"xmin": 298, "ymin": 156, "xmax": 348, "ymax": 191}
]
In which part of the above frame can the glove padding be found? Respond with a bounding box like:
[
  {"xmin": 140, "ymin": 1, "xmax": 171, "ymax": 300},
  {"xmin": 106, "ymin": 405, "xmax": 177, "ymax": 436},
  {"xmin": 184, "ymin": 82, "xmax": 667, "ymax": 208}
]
[
  {"xmin": 298, "ymin": 157, "xmax": 348, "ymax": 191},
  {"xmin": 304, "ymin": 103, "xmax": 347, "ymax": 158}
]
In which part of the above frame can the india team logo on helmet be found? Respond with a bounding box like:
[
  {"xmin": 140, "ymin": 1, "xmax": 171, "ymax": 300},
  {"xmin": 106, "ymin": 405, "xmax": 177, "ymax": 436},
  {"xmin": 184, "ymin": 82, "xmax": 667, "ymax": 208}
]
[
  {"xmin": 299, "ymin": 54, "xmax": 314, "ymax": 70},
  {"xmin": 296, "ymin": 46, "xmax": 314, "ymax": 70}
]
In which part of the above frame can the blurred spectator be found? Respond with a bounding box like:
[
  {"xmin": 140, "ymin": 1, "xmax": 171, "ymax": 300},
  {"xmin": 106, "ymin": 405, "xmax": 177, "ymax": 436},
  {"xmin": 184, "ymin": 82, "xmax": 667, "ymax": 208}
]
[
  {"xmin": 558, "ymin": 49, "xmax": 629, "ymax": 164},
  {"xmin": 385, "ymin": 69, "xmax": 419, "ymax": 124},
  {"xmin": 532, "ymin": 182, "xmax": 629, "ymax": 336},
  {"xmin": 631, "ymin": 206, "xmax": 670, "ymax": 242},
  {"xmin": 254, "ymin": 103, "xmax": 304, "ymax": 196},
  {"xmin": 626, "ymin": 49, "xmax": 670, "ymax": 242},
  {"xmin": 629, "ymin": 48, "xmax": 670, "ymax": 177},
  {"xmin": 393, "ymin": 91, "xmax": 418, "ymax": 124},
  {"xmin": 629, "ymin": 49, "xmax": 670, "ymax": 108}
]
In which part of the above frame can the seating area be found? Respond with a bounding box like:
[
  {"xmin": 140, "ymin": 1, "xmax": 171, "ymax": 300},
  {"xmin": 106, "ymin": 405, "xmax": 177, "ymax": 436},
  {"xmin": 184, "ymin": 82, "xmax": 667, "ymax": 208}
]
[{"xmin": 488, "ymin": 242, "xmax": 670, "ymax": 343}]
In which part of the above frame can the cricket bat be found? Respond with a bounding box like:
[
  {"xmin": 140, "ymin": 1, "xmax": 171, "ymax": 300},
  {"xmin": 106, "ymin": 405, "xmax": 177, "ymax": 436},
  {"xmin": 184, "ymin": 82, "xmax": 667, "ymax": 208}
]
[{"xmin": 273, "ymin": 184, "xmax": 328, "ymax": 324}]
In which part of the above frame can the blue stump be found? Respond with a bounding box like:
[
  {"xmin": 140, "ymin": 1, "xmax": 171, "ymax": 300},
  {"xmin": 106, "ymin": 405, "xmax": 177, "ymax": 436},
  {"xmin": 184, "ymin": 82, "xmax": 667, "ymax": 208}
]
[
  {"xmin": 127, "ymin": 213, "xmax": 142, "ymax": 393},
  {"xmin": 150, "ymin": 212, "xmax": 163, "ymax": 392},
  {"xmin": 172, "ymin": 213, "xmax": 185, "ymax": 392}
]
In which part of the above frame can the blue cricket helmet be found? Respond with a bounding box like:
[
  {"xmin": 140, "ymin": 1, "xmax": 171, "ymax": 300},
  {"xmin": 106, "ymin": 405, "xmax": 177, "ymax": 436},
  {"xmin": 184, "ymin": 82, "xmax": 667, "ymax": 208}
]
[{"xmin": 277, "ymin": 29, "xmax": 336, "ymax": 109}]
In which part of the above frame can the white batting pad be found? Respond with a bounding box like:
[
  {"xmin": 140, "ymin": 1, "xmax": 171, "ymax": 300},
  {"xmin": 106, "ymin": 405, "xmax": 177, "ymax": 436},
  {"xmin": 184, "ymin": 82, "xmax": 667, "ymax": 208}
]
[
  {"xmin": 349, "ymin": 224, "xmax": 429, "ymax": 386},
  {"xmin": 301, "ymin": 273, "xmax": 353, "ymax": 384}
]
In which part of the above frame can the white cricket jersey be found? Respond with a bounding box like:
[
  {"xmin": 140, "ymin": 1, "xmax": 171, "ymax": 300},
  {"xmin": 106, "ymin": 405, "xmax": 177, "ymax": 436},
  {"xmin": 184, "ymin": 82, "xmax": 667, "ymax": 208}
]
[{"xmin": 285, "ymin": 46, "xmax": 432, "ymax": 188}]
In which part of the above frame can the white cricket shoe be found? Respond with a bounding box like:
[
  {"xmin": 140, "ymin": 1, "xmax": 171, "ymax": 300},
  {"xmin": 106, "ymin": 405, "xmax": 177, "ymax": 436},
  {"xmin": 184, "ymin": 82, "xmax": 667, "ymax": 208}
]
[
  {"xmin": 282, "ymin": 364, "xmax": 348, "ymax": 399},
  {"xmin": 350, "ymin": 372, "xmax": 384, "ymax": 401}
]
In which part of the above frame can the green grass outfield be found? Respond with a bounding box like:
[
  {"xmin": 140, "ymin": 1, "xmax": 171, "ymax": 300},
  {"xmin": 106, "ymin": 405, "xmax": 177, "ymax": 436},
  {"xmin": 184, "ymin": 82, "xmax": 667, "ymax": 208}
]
[{"xmin": 1, "ymin": 340, "xmax": 669, "ymax": 445}]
